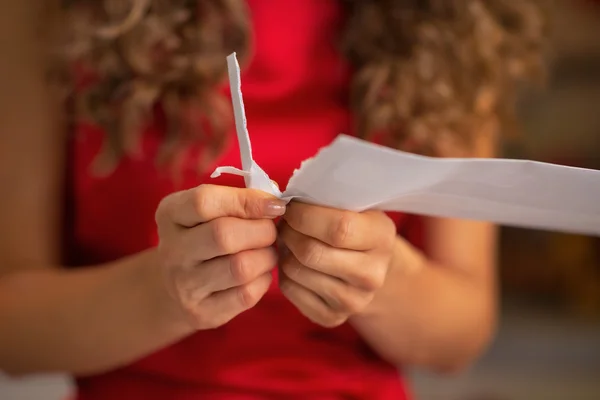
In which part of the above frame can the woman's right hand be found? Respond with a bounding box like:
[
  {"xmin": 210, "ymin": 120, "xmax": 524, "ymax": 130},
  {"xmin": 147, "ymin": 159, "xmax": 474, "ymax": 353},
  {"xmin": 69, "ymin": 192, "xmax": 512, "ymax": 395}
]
[{"xmin": 154, "ymin": 184, "xmax": 286, "ymax": 331}]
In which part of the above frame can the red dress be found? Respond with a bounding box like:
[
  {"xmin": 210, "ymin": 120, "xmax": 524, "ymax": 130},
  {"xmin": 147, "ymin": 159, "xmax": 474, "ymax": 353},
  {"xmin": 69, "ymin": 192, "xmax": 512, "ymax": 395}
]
[{"xmin": 65, "ymin": 1, "xmax": 421, "ymax": 398}]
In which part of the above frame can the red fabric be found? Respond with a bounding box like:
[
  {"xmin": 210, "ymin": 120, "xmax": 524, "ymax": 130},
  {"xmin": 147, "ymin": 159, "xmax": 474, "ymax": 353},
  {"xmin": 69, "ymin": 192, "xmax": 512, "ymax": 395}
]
[{"xmin": 65, "ymin": 1, "xmax": 419, "ymax": 399}]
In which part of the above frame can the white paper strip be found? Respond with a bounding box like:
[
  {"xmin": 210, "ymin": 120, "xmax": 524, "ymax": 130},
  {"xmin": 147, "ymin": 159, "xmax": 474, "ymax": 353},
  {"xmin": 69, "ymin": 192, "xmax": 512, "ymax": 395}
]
[
  {"xmin": 210, "ymin": 53, "xmax": 282, "ymax": 197},
  {"xmin": 213, "ymin": 52, "xmax": 600, "ymax": 236}
]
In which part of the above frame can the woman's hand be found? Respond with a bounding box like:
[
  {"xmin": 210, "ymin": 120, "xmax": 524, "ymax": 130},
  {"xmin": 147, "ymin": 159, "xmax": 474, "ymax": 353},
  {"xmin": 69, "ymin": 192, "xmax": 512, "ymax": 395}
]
[
  {"xmin": 278, "ymin": 202, "xmax": 397, "ymax": 327},
  {"xmin": 154, "ymin": 184, "xmax": 286, "ymax": 331}
]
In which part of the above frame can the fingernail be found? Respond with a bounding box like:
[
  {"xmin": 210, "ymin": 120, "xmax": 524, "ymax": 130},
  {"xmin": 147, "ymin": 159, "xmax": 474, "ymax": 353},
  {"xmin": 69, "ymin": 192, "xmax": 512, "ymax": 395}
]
[{"xmin": 264, "ymin": 199, "xmax": 286, "ymax": 217}]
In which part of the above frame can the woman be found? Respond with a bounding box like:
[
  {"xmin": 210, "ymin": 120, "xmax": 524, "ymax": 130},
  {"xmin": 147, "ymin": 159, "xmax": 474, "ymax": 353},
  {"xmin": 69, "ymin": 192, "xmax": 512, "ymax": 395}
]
[{"xmin": 0, "ymin": 1, "xmax": 545, "ymax": 399}]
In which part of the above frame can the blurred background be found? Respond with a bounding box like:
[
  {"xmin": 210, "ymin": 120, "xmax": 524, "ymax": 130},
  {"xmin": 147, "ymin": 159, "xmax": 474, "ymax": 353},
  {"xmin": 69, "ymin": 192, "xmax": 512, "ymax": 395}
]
[
  {"xmin": 412, "ymin": 0, "xmax": 600, "ymax": 398},
  {"xmin": 2, "ymin": 0, "xmax": 600, "ymax": 399}
]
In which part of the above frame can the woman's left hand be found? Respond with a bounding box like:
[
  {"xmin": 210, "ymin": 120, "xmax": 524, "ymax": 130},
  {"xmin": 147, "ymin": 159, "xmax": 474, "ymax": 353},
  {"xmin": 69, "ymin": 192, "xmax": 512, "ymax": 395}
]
[{"xmin": 278, "ymin": 202, "xmax": 397, "ymax": 327}]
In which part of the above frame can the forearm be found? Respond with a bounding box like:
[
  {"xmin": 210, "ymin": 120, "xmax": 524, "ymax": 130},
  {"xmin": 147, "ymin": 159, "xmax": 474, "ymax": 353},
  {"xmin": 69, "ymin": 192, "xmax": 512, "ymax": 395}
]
[
  {"xmin": 0, "ymin": 249, "xmax": 192, "ymax": 376},
  {"xmin": 350, "ymin": 237, "xmax": 496, "ymax": 373}
]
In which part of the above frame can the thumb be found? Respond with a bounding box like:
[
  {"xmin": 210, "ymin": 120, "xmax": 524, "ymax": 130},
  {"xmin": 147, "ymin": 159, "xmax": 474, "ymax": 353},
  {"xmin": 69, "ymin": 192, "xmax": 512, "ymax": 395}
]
[{"xmin": 158, "ymin": 184, "xmax": 287, "ymax": 228}]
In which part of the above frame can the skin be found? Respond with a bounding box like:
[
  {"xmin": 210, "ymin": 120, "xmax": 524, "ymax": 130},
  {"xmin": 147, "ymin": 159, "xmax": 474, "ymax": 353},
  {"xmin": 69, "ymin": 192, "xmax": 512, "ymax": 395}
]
[
  {"xmin": 278, "ymin": 130, "xmax": 499, "ymax": 373},
  {"xmin": 0, "ymin": 0, "xmax": 497, "ymax": 378},
  {"xmin": 279, "ymin": 203, "xmax": 497, "ymax": 373}
]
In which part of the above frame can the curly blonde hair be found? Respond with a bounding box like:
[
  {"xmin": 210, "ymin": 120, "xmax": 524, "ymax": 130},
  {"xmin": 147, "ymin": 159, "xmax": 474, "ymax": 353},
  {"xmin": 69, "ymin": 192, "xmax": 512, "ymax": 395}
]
[{"xmin": 49, "ymin": 0, "xmax": 547, "ymax": 173}]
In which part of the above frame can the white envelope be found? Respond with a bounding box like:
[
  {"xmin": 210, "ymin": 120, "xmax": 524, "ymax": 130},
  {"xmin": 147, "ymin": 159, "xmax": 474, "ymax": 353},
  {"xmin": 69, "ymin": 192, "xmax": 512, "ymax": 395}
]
[{"xmin": 212, "ymin": 53, "xmax": 600, "ymax": 237}]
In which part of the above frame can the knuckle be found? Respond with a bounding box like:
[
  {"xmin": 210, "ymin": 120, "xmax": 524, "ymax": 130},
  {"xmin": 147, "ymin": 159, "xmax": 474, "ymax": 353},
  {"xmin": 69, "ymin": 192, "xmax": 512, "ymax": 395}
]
[
  {"xmin": 210, "ymin": 218, "xmax": 235, "ymax": 254},
  {"xmin": 158, "ymin": 242, "xmax": 180, "ymax": 270},
  {"xmin": 178, "ymin": 295, "xmax": 209, "ymax": 330},
  {"xmin": 173, "ymin": 271, "xmax": 202, "ymax": 304},
  {"xmin": 228, "ymin": 253, "xmax": 252, "ymax": 284},
  {"xmin": 281, "ymin": 260, "xmax": 301, "ymax": 279},
  {"xmin": 162, "ymin": 269, "xmax": 180, "ymax": 299},
  {"xmin": 325, "ymin": 285, "xmax": 345, "ymax": 308},
  {"xmin": 375, "ymin": 260, "xmax": 390, "ymax": 286},
  {"xmin": 334, "ymin": 289, "xmax": 363, "ymax": 314},
  {"xmin": 312, "ymin": 305, "xmax": 337, "ymax": 327},
  {"xmin": 180, "ymin": 300, "xmax": 198, "ymax": 319},
  {"xmin": 319, "ymin": 312, "xmax": 346, "ymax": 328},
  {"xmin": 240, "ymin": 193, "xmax": 263, "ymax": 217},
  {"xmin": 263, "ymin": 246, "xmax": 279, "ymax": 266},
  {"xmin": 255, "ymin": 220, "xmax": 277, "ymax": 246},
  {"xmin": 155, "ymin": 197, "xmax": 168, "ymax": 225},
  {"xmin": 192, "ymin": 185, "xmax": 212, "ymax": 220},
  {"xmin": 278, "ymin": 276, "xmax": 292, "ymax": 293},
  {"xmin": 206, "ymin": 314, "xmax": 234, "ymax": 330},
  {"xmin": 237, "ymin": 283, "xmax": 260, "ymax": 309},
  {"xmin": 170, "ymin": 268, "xmax": 186, "ymax": 293},
  {"xmin": 167, "ymin": 268, "xmax": 216, "ymax": 331},
  {"xmin": 356, "ymin": 267, "xmax": 386, "ymax": 291},
  {"xmin": 155, "ymin": 194, "xmax": 175, "ymax": 227},
  {"xmin": 265, "ymin": 221, "xmax": 278, "ymax": 244},
  {"xmin": 299, "ymin": 240, "xmax": 325, "ymax": 268},
  {"xmin": 187, "ymin": 308, "xmax": 214, "ymax": 330},
  {"xmin": 326, "ymin": 319, "xmax": 346, "ymax": 328},
  {"xmin": 330, "ymin": 212, "xmax": 354, "ymax": 247}
]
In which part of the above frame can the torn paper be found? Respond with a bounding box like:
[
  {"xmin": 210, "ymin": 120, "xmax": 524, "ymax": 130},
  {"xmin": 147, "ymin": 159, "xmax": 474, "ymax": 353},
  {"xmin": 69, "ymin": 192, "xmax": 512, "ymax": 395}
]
[
  {"xmin": 210, "ymin": 53, "xmax": 282, "ymax": 197},
  {"xmin": 213, "ymin": 52, "xmax": 600, "ymax": 237}
]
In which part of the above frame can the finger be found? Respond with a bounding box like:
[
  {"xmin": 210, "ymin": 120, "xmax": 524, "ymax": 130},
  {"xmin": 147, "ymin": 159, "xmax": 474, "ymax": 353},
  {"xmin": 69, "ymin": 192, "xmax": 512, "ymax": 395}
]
[
  {"xmin": 283, "ymin": 202, "xmax": 395, "ymax": 251},
  {"xmin": 280, "ymin": 222, "xmax": 386, "ymax": 291},
  {"xmin": 182, "ymin": 217, "xmax": 277, "ymax": 261},
  {"xmin": 158, "ymin": 184, "xmax": 286, "ymax": 227},
  {"xmin": 200, "ymin": 247, "xmax": 277, "ymax": 293},
  {"xmin": 201, "ymin": 272, "xmax": 273, "ymax": 327},
  {"xmin": 281, "ymin": 255, "xmax": 372, "ymax": 314},
  {"xmin": 279, "ymin": 273, "xmax": 347, "ymax": 328}
]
